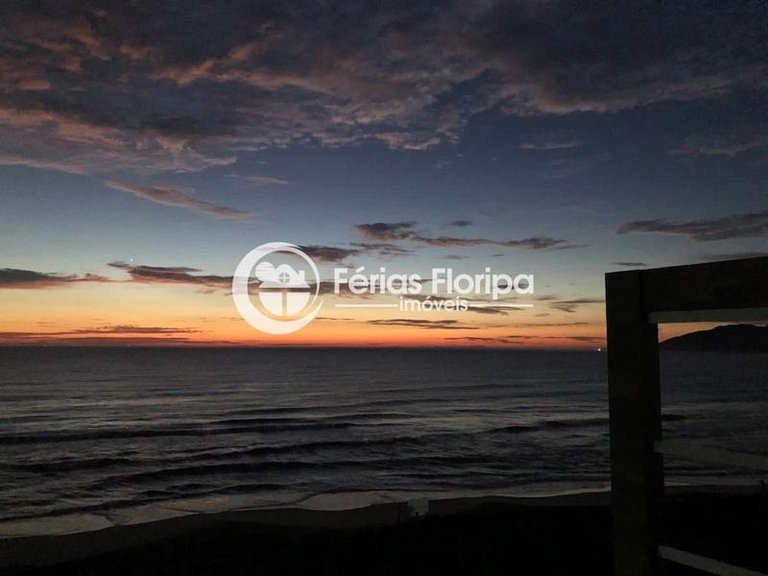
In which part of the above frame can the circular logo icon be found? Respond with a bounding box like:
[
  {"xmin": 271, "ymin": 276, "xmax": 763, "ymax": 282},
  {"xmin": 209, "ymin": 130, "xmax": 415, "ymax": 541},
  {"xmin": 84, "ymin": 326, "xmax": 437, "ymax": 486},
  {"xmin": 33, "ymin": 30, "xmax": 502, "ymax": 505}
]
[{"xmin": 232, "ymin": 242, "xmax": 322, "ymax": 334}]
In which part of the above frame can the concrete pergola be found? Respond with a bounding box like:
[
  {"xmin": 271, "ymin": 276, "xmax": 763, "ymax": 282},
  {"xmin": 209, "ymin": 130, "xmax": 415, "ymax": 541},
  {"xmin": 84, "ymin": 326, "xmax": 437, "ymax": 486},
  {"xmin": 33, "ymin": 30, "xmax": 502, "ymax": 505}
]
[{"xmin": 606, "ymin": 256, "xmax": 768, "ymax": 576}]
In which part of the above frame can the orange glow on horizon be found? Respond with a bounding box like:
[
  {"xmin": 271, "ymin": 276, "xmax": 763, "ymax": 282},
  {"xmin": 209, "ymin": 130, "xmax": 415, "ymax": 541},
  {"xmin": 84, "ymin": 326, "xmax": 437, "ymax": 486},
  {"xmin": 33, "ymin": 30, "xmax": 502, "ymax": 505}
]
[{"xmin": 0, "ymin": 280, "xmax": 608, "ymax": 349}]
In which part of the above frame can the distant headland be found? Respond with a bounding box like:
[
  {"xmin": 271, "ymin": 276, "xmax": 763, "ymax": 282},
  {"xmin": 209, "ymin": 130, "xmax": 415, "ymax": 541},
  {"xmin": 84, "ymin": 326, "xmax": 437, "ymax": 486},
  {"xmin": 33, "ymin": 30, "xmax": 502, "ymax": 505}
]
[{"xmin": 660, "ymin": 324, "xmax": 768, "ymax": 352}]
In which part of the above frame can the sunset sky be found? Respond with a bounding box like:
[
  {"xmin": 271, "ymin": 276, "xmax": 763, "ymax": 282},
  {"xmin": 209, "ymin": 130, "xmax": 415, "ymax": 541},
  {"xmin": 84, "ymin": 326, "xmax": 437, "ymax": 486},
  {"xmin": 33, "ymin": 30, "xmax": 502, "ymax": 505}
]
[{"xmin": 1, "ymin": 1, "xmax": 767, "ymax": 348}]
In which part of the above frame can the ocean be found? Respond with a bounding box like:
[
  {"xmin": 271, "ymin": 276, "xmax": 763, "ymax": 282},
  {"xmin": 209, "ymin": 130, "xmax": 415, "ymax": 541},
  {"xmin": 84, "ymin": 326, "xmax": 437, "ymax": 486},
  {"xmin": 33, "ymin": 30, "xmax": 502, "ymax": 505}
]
[{"xmin": 0, "ymin": 348, "xmax": 765, "ymax": 536}]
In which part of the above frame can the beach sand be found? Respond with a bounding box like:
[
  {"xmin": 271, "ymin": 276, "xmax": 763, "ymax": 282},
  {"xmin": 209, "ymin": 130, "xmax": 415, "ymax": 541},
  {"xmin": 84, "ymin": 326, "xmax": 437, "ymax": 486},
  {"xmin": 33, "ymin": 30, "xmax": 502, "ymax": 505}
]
[{"xmin": 0, "ymin": 488, "xmax": 764, "ymax": 575}]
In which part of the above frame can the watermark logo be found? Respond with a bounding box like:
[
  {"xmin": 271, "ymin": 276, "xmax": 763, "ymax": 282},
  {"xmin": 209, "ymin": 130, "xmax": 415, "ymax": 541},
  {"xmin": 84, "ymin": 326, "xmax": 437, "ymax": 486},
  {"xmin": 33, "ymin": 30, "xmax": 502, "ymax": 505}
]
[
  {"xmin": 232, "ymin": 242, "xmax": 322, "ymax": 334},
  {"xmin": 234, "ymin": 241, "xmax": 534, "ymax": 334}
]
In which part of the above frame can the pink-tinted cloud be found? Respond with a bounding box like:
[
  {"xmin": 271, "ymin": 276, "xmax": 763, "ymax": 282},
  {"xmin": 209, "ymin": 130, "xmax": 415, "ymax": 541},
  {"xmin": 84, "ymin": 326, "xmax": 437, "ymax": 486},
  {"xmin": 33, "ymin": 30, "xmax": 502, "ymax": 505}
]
[
  {"xmin": 0, "ymin": 1, "xmax": 764, "ymax": 175},
  {"xmin": 106, "ymin": 181, "xmax": 249, "ymax": 219},
  {"xmin": 239, "ymin": 175, "xmax": 289, "ymax": 186}
]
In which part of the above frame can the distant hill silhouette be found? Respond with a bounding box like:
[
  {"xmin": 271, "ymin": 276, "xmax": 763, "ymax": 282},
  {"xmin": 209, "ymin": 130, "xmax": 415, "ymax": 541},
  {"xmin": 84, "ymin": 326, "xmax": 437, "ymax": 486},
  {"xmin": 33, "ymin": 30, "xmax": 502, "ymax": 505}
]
[{"xmin": 660, "ymin": 324, "xmax": 768, "ymax": 352}]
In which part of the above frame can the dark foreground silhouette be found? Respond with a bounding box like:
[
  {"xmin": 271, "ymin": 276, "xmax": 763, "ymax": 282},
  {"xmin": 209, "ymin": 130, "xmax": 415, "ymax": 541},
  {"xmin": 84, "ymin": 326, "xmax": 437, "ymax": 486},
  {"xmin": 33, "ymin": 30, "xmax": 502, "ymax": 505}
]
[{"xmin": 1, "ymin": 491, "xmax": 764, "ymax": 575}]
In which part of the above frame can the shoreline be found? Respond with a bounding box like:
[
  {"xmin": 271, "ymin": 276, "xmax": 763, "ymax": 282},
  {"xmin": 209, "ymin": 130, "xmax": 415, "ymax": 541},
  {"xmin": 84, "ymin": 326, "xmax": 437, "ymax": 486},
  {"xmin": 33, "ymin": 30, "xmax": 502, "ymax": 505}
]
[
  {"xmin": 0, "ymin": 484, "xmax": 616, "ymax": 539},
  {"xmin": 1, "ymin": 484, "xmax": 763, "ymax": 572}
]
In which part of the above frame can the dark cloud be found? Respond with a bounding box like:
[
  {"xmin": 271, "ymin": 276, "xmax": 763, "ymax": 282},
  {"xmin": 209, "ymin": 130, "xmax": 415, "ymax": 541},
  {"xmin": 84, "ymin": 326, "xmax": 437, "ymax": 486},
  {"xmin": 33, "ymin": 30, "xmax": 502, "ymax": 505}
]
[
  {"xmin": 503, "ymin": 334, "xmax": 604, "ymax": 343},
  {"xmin": 354, "ymin": 222, "xmax": 417, "ymax": 242},
  {"xmin": 443, "ymin": 336, "xmax": 510, "ymax": 344},
  {"xmin": 355, "ymin": 221, "xmax": 575, "ymax": 250},
  {"xmin": 560, "ymin": 335, "xmax": 604, "ymax": 343},
  {"xmin": 535, "ymin": 295, "xmax": 558, "ymax": 301},
  {"xmin": 696, "ymin": 251, "xmax": 768, "ymax": 262},
  {"xmin": 445, "ymin": 333, "xmax": 604, "ymax": 346},
  {"xmin": 106, "ymin": 181, "xmax": 249, "ymax": 218},
  {"xmin": 509, "ymin": 321, "xmax": 590, "ymax": 328},
  {"xmin": 463, "ymin": 306, "xmax": 514, "ymax": 316},
  {"xmin": 472, "ymin": 2, "xmax": 768, "ymax": 115},
  {"xmin": 0, "ymin": 332, "xmax": 47, "ymax": 340},
  {"xmin": 350, "ymin": 243, "xmax": 414, "ymax": 257},
  {"xmin": 0, "ymin": 323, "xmax": 204, "ymax": 345},
  {"xmin": 618, "ymin": 210, "xmax": 768, "ymax": 241},
  {"xmin": 3, "ymin": 325, "xmax": 200, "ymax": 336},
  {"xmin": 108, "ymin": 262, "xmax": 231, "ymax": 289},
  {"xmin": 1, "ymin": 263, "xmax": 236, "ymax": 293},
  {"xmin": 302, "ymin": 242, "xmax": 414, "ymax": 264},
  {"xmin": 444, "ymin": 336, "xmax": 503, "ymax": 341},
  {"xmin": 301, "ymin": 245, "xmax": 362, "ymax": 264},
  {"xmin": 550, "ymin": 298, "xmax": 604, "ymax": 313},
  {"xmin": 612, "ymin": 261, "xmax": 647, "ymax": 267},
  {"xmin": 445, "ymin": 220, "xmax": 473, "ymax": 228},
  {"xmin": 443, "ymin": 336, "xmax": 517, "ymax": 345},
  {"xmin": 0, "ymin": 333, "xmax": 198, "ymax": 346},
  {"xmin": 68, "ymin": 325, "xmax": 202, "ymax": 335},
  {"xmin": 368, "ymin": 319, "xmax": 477, "ymax": 330},
  {"xmin": 0, "ymin": 268, "xmax": 108, "ymax": 288},
  {"xmin": 414, "ymin": 235, "xmax": 571, "ymax": 250},
  {"xmin": 519, "ymin": 138, "xmax": 583, "ymax": 151},
  {"xmin": 0, "ymin": 1, "xmax": 765, "ymax": 173}
]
